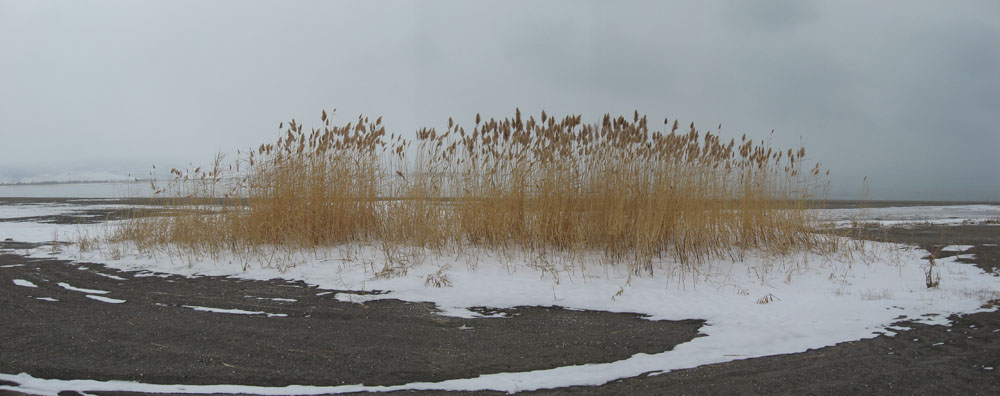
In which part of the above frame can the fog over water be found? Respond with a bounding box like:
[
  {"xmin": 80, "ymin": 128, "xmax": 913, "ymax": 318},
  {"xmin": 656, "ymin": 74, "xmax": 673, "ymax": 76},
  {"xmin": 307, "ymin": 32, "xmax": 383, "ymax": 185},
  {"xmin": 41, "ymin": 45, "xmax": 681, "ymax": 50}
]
[{"xmin": 1, "ymin": 0, "xmax": 997, "ymax": 200}]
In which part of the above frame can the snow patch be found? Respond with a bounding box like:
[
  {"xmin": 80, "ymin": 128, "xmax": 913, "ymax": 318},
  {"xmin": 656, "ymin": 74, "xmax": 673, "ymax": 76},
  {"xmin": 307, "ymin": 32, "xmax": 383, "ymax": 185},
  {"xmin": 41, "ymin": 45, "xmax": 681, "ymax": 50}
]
[
  {"xmin": 333, "ymin": 293, "xmax": 384, "ymax": 304},
  {"xmin": 247, "ymin": 296, "xmax": 297, "ymax": 302},
  {"xmin": 182, "ymin": 305, "xmax": 287, "ymax": 318},
  {"xmin": 57, "ymin": 282, "xmax": 109, "ymax": 294},
  {"xmin": 12, "ymin": 279, "xmax": 37, "ymax": 288},
  {"xmin": 95, "ymin": 272, "xmax": 128, "ymax": 281},
  {"xmin": 86, "ymin": 295, "xmax": 126, "ymax": 304}
]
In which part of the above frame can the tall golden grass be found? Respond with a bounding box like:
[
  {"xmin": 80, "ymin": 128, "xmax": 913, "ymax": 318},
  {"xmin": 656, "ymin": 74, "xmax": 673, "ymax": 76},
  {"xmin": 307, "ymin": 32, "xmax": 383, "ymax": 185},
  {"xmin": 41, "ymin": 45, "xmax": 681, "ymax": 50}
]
[{"xmin": 113, "ymin": 109, "xmax": 829, "ymax": 273}]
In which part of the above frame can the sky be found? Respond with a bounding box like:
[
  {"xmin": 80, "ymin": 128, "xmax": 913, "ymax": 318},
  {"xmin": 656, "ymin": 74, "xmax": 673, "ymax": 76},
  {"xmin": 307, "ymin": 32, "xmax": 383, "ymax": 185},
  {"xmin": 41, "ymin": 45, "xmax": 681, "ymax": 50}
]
[{"xmin": 0, "ymin": 0, "xmax": 997, "ymax": 200}]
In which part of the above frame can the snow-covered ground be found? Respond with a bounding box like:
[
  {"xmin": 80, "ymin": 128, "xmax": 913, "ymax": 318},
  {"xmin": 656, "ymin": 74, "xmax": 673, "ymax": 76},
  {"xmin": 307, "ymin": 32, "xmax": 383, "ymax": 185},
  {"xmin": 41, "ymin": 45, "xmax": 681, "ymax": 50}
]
[
  {"xmin": 0, "ymin": 200, "xmax": 162, "ymax": 243},
  {"xmin": 2, "ymin": 201, "xmax": 1000, "ymax": 395}
]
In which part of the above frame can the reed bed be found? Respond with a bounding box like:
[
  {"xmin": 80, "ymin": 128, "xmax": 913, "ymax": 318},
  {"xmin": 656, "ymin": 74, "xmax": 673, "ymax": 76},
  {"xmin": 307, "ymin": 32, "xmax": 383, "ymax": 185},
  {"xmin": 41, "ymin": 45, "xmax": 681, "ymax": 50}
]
[{"xmin": 113, "ymin": 109, "xmax": 829, "ymax": 273}]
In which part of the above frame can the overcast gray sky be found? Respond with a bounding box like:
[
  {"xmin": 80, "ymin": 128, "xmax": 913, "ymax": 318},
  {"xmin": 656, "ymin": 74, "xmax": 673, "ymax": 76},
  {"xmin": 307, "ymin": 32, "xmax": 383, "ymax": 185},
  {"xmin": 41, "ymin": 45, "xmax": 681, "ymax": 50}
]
[{"xmin": 1, "ymin": 0, "xmax": 997, "ymax": 200}]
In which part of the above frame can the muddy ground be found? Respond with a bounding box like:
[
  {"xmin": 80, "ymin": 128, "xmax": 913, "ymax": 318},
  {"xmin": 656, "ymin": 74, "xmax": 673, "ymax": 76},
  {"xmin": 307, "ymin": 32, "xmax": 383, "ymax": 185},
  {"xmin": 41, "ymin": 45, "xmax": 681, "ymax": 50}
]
[{"xmin": 0, "ymin": 200, "xmax": 998, "ymax": 395}]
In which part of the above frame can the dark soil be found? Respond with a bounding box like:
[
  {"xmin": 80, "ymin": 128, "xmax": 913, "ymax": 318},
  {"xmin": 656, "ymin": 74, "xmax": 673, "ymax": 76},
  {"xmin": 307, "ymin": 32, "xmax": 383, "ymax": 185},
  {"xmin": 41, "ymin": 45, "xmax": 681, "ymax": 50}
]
[{"xmin": 0, "ymin": 253, "xmax": 702, "ymax": 390}]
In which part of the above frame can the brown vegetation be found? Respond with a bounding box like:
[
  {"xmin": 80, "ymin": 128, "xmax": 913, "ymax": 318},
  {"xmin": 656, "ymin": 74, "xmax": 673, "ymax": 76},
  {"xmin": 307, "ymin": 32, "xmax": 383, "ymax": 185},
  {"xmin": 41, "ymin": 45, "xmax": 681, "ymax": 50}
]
[{"xmin": 113, "ymin": 109, "xmax": 828, "ymax": 273}]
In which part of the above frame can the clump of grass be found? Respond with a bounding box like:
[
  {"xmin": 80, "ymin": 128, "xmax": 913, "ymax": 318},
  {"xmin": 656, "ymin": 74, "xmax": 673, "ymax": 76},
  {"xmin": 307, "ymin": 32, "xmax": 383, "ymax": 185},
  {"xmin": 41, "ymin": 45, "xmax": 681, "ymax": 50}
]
[
  {"xmin": 425, "ymin": 265, "xmax": 452, "ymax": 288},
  {"xmin": 112, "ymin": 109, "xmax": 830, "ymax": 274},
  {"xmin": 860, "ymin": 288, "xmax": 894, "ymax": 300}
]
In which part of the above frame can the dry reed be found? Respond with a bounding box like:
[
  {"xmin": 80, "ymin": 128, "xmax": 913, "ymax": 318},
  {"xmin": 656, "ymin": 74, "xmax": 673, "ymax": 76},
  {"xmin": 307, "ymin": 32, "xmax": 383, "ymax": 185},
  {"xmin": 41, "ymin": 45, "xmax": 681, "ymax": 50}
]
[{"xmin": 112, "ymin": 109, "xmax": 829, "ymax": 274}]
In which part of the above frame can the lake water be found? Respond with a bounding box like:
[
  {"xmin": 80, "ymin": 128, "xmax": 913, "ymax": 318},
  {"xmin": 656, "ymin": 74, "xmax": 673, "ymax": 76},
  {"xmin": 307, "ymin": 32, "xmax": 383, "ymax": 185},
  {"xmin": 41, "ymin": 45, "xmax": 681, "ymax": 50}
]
[
  {"xmin": 0, "ymin": 182, "xmax": 155, "ymax": 198},
  {"xmin": 1, "ymin": 182, "xmax": 998, "ymax": 227}
]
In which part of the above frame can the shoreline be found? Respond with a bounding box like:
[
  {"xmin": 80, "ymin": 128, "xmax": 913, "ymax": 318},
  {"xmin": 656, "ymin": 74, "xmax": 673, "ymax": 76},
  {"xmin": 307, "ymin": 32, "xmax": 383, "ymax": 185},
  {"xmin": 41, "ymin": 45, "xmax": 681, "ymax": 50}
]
[{"xmin": 0, "ymin": 200, "xmax": 998, "ymax": 394}]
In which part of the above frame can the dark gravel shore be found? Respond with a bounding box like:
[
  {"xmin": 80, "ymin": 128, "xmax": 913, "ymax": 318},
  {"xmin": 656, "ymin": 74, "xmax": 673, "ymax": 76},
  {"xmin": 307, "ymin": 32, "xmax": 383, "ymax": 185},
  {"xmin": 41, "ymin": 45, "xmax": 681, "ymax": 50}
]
[
  {"xmin": 1, "ymin": 200, "xmax": 998, "ymax": 395},
  {"xmin": 0, "ymin": 251, "xmax": 701, "ymax": 390}
]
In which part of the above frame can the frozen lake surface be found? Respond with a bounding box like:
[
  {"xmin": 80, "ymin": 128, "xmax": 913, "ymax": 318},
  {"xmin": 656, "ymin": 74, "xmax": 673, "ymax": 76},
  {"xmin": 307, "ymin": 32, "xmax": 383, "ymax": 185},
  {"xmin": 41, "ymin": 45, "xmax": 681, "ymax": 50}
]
[
  {"xmin": 816, "ymin": 204, "xmax": 1000, "ymax": 227},
  {"xmin": 0, "ymin": 181, "xmax": 154, "ymax": 199}
]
